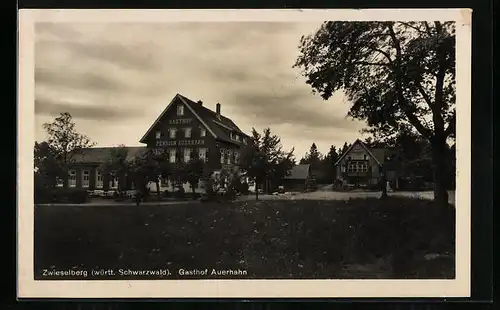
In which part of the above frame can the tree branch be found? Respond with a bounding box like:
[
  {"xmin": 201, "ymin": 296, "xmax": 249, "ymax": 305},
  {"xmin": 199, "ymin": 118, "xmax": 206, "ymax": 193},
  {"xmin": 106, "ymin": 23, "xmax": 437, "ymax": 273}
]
[
  {"xmin": 444, "ymin": 112, "xmax": 456, "ymax": 137},
  {"xmin": 398, "ymin": 22, "xmax": 428, "ymax": 35},
  {"xmin": 353, "ymin": 61, "xmax": 391, "ymax": 67},
  {"xmin": 387, "ymin": 23, "xmax": 433, "ymax": 139},
  {"xmin": 416, "ymin": 82, "xmax": 434, "ymax": 108}
]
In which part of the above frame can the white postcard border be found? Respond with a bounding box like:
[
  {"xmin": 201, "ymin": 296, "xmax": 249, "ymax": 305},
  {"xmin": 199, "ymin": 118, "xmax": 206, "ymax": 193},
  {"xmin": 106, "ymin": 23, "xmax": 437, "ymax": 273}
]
[{"xmin": 18, "ymin": 8, "xmax": 472, "ymax": 298}]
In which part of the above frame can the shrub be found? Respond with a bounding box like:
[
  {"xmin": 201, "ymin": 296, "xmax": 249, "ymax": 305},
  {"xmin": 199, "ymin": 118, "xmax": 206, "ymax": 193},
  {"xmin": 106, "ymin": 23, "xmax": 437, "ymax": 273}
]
[
  {"xmin": 239, "ymin": 182, "xmax": 250, "ymax": 195},
  {"xmin": 173, "ymin": 187, "xmax": 185, "ymax": 199},
  {"xmin": 35, "ymin": 187, "xmax": 89, "ymax": 204}
]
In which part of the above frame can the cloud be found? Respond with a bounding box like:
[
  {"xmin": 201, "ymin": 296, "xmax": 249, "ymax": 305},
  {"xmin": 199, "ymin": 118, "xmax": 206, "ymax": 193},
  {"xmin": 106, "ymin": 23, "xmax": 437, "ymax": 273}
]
[
  {"xmin": 35, "ymin": 98, "xmax": 145, "ymax": 121},
  {"xmin": 33, "ymin": 21, "xmax": 364, "ymax": 156},
  {"xmin": 35, "ymin": 66, "xmax": 127, "ymax": 93}
]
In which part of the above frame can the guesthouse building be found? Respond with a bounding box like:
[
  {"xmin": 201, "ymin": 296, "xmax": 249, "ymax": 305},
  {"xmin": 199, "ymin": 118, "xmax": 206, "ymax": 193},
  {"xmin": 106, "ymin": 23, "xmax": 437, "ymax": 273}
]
[{"xmin": 63, "ymin": 93, "xmax": 251, "ymax": 193}]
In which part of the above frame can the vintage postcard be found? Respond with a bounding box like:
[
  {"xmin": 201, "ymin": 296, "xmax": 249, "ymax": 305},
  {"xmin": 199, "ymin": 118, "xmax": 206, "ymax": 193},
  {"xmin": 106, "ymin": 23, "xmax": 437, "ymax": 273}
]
[{"xmin": 18, "ymin": 9, "xmax": 472, "ymax": 298}]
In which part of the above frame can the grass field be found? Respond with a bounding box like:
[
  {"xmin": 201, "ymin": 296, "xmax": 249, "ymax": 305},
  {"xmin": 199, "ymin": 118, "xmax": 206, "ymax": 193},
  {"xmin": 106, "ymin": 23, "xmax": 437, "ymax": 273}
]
[{"xmin": 34, "ymin": 197, "xmax": 455, "ymax": 279}]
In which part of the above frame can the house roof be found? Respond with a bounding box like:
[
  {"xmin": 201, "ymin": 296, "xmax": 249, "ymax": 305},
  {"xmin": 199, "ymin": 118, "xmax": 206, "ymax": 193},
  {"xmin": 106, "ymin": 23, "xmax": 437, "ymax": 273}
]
[
  {"xmin": 334, "ymin": 139, "xmax": 383, "ymax": 166},
  {"xmin": 285, "ymin": 164, "xmax": 311, "ymax": 180},
  {"xmin": 139, "ymin": 93, "xmax": 249, "ymax": 146},
  {"xmin": 71, "ymin": 146, "xmax": 147, "ymax": 164}
]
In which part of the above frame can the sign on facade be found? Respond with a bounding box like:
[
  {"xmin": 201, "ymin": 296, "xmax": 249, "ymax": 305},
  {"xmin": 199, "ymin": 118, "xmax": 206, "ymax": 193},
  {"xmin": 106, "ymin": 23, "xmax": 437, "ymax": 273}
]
[
  {"xmin": 168, "ymin": 118, "xmax": 192, "ymax": 125},
  {"xmin": 156, "ymin": 139, "xmax": 205, "ymax": 147}
]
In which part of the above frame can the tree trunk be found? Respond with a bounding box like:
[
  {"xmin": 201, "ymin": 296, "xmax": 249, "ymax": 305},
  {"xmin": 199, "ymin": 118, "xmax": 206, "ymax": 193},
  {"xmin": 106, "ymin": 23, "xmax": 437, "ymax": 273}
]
[
  {"xmin": 155, "ymin": 179, "xmax": 161, "ymax": 201},
  {"xmin": 431, "ymin": 138, "xmax": 449, "ymax": 207},
  {"xmin": 380, "ymin": 168, "xmax": 388, "ymax": 199},
  {"xmin": 255, "ymin": 179, "xmax": 259, "ymax": 201}
]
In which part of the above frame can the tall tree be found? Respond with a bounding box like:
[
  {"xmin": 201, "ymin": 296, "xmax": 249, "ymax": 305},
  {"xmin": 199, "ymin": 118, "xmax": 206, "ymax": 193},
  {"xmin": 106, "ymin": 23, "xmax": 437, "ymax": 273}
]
[
  {"xmin": 295, "ymin": 21, "xmax": 455, "ymax": 206},
  {"xmin": 301, "ymin": 143, "xmax": 322, "ymax": 166},
  {"xmin": 183, "ymin": 158, "xmax": 205, "ymax": 198},
  {"xmin": 34, "ymin": 141, "xmax": 64, "ymax": 188},
  {"xmin": 340, "ymin": 142, "xmax": 350, "ymax": 157},
  {"xmin": 129, "ymin": 149, "xmax": 163, "ymax": 200},
  {"xmin": 41, "ymin": 112, "xmax": 95, "ymax": 187},
  {"xmin": 323, "ymin": 145, "xmax": 339, "ymax": 181},
  {"xmin": 99, "ymin": 145, "xmax": 130, "ymax": 192},
  {"xmin": 241, "ymin": 127, "xmax": 294, "ymax": 199}
]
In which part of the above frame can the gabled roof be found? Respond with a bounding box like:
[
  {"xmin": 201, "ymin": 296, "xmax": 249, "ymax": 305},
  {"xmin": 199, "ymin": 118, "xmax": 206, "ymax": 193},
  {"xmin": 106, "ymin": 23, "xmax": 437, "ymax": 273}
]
[
  {"xmin": 285, "ymin": 164, "xmax": 311, "ymax": 180},
  {"xmin": 139, "ymin": 93, "xmax": 249, "ymax": 146},
  {"xmin": 71, "ymin": 146, "xmax": 147, "ymax": 164},
  {"xmin": 334, "ymin": 139, "xmax": 383, "ymax": 166}
]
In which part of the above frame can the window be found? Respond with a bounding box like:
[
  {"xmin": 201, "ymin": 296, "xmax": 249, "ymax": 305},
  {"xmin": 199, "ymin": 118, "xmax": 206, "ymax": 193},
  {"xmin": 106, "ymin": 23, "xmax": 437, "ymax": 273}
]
[
  {"xmin": 155, "ymin": 130, "xmax": 161, "ymax": 139},
  {"xmin": 184, "ymin": 127, "xmax": 192, "ymax": 138},
  {"xmin": 235, "ymin": 134, "xmax": 240, "ymax": 141},
  {"xmin": 56, "ymin": 177, "xmax": 64, "ymax": 187},
  {"xmin": 234, "ymin": 151, "xmax": 240, "ymax": 164},
  {"xmin": 347, "ymin": 161, "xmax": 368, "ymax": 173},
  {"xmin": 96, "ymin": 170, "xmax": 103, "ymax": 188},
  {"xmin": 82, "ymin": 170, "xmax": 90, "ymax": 188},
  {"xmin": 68, "ymin": 170, "xmax": 76, "ymax": 187},
  {"xmin": 198, "ymin": 148, "xmax": 207, "ymax": 162},
  {"xmin": 200, "ymin": 127, "xmax": 206, "ymax": 137},
  {"xmin": 183, "ymin": 148, "xmax": 191, "ymax": 162},
  {"xmin": 220, "ymin": 148, "xmax": 225, "ymax": 164},
  {"xmin": 177, "ymin": 104, "xmax": 184, "ymax": 116},
  {"xmin": 363, "ymin": 155, "xmax": 367, "ymax": 160},
  {"xmin": 109, "ymin": 174, "xmax": 118, "ymax": 189},
  {"xmin": 226, "ymin": 149, "xmax": 232, "ymax": 164},
  {"xmin": 169, "ymin": 148, "xmax": 176, "ymax": 163},
  {"xmin": 169, "ymin": 128, "xmax": 177, "ymax": 139}
]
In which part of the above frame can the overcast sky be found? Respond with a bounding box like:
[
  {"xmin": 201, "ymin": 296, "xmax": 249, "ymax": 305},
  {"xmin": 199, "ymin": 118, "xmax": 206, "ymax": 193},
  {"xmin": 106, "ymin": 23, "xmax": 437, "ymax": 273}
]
[{"xmin": 34, "ymin": 21, "xmax": 366, "ymax": 158}]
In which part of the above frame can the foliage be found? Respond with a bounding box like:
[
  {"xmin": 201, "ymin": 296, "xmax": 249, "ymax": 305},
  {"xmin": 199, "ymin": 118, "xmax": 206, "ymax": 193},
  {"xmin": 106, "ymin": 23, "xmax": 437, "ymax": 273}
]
[
  {"xmin": 299, "ymin": 143, "xmax": 322, "ymax": 165},
  {"xmin": 128, "ymin": 149, "xmax": 162, "ymax": 195},
  {"xmin": 42, "ymin": 112, "xmax": 96, "ymax": 169},
  {"xmin": 98, "ymin": 145, "xmax": 131, "ymax": 192},
  {"xmin": 37, "ymin": 113, "xmax": 95, "ymax": 187},
  {"xmin": 240, "ymin": 127, "xmax": 295, "ymax": 199},
  {"xmin": 184, "ymin": 158, "xmax": 205, "ymax": 196},
  {"xmin": 34, "ymin": 141, "xmax": 65, "ymax": 188},
  {"xmin": 294, "ymin": 21, "xmax": 456, "ymax": 205},
  {"xmin": 35, "ymin": 187, "xmax": 88, "ymax": 204}
]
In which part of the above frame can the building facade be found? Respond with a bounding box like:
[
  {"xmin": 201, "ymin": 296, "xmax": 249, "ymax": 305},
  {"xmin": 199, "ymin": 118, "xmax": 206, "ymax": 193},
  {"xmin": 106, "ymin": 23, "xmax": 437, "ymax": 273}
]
[
  {"xmin": 334, "ymin": 139, "xmax": 400, "ymax": 188},
  {"xmin": 64, "ymin": 93, "xmax": 251, "ymax": 193},
  {"xmin": 282, "ymin": 164, "xmax": 311, "ymax": 192}
]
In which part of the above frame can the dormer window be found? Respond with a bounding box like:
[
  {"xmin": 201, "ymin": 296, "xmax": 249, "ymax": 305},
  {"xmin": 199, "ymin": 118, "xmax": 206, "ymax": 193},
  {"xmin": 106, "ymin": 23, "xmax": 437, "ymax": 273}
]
[
  {"xmin": 155, "ymin": 130, "xmax": 161, "ymax": 140},
  {"xmin": 243, "ymin": 138, "xmax": 247, "ymax": 145},
  {"xmin": 177, "ymin": 104, "xmax": 184, "ymax": 116},
  {"xmin": 235, "ymin": 134, "xmax": 240, "ymax": 141},
  {"xmin": 200, "ymin": 127, "xmax": 206, "ymax": 137}
]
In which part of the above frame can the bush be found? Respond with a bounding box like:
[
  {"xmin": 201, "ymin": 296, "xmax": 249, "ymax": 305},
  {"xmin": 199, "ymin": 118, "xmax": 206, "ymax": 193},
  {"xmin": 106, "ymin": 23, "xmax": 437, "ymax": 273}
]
[
  {"xmin": 173, "ymin": 187, "xmax": 185, "ymax": 199},
  {"xmin": 239, "ymin": 182, "xmax": 250, "ymax": 195},
  {"xmin": 35, "ymin": 187, "xmax": 89, "ymax": 204}
]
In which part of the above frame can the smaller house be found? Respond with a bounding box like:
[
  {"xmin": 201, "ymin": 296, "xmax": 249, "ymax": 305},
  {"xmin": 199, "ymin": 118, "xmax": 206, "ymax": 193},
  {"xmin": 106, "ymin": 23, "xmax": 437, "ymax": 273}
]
[
  {"xmin": 282, "ymin": 164, "xmax": 311, "ymax": 192},
  {"xmin": 334, "ymin": 139, "xmax": 400, "ymax": 189}
]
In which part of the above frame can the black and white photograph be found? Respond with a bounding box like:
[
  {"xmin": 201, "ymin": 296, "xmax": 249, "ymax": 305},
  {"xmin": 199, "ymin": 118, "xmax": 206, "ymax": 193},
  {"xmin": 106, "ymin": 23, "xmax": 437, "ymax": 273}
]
[{"xmin": 18, "ymin": 9, "xmax": 471, "ymax": 298}]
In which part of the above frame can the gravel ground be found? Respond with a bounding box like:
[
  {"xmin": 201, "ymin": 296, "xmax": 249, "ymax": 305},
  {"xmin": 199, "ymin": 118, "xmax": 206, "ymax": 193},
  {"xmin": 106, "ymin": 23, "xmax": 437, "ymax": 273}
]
[{"xmin": 239, "ymin": 190, "xmax": 456, "ymax": 205}]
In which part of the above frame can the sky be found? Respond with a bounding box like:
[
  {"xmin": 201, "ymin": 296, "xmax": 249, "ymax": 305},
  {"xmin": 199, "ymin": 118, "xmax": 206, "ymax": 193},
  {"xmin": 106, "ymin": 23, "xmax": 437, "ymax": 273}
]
[{"xmin": 34, "ymin": 21, "xmax": 366, "ymax": 159}]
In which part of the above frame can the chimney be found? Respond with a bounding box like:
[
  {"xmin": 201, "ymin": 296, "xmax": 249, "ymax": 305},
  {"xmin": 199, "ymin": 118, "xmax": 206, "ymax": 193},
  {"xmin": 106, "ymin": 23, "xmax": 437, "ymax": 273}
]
[
  {"xmin": 197, "ymin": 100, "xmax": 203, "ymax": 106},
  {"xmin": 216, "ymin": 103, "xmax": 221, "ymax": 119}
]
